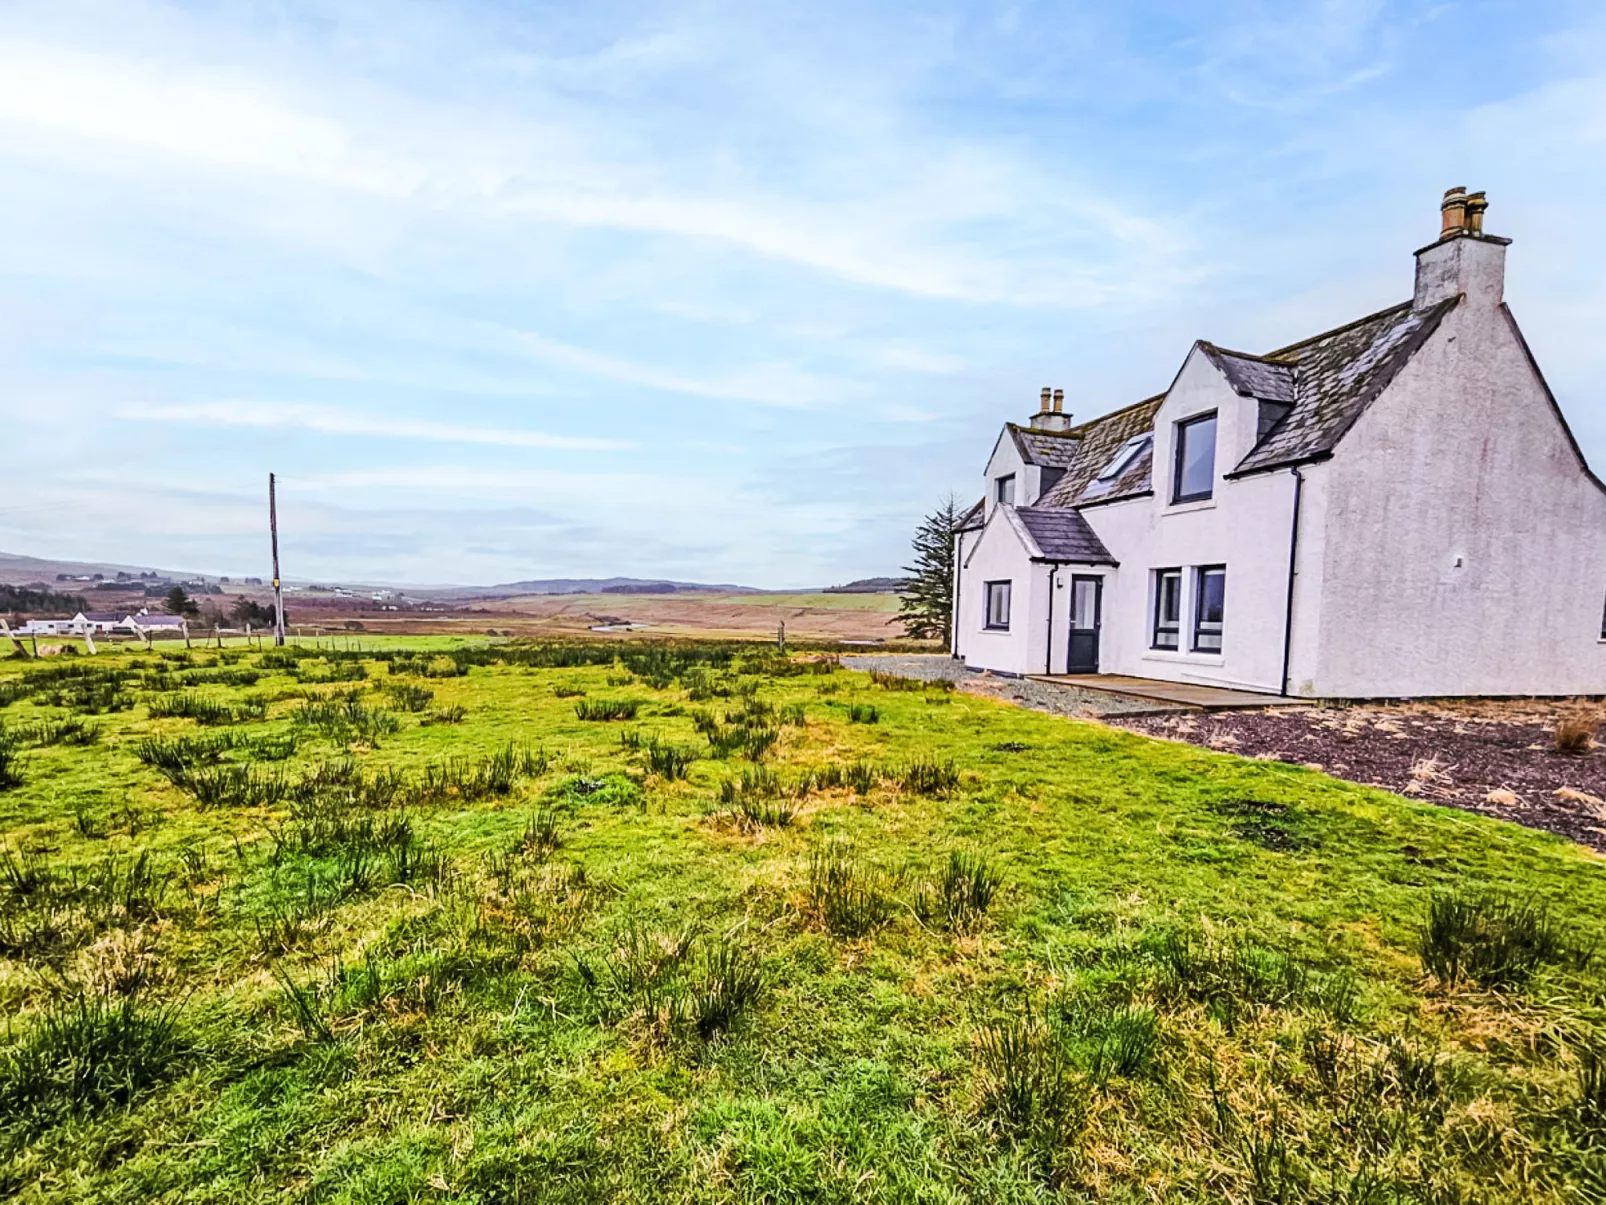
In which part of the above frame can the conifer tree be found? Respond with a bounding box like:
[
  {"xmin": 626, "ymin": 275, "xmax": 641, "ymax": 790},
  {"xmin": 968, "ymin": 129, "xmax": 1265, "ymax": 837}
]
[{"xmin": 898, "ymin": 494, "xmax": 964, "ymax": 646}]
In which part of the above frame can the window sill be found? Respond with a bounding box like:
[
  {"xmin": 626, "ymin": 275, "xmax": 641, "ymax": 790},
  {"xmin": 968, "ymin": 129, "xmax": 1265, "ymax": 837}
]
[
  {"xmin": 1142, "ymin": 649, "xmax": 1225, "ymax": 666},
  {"xmin": 1164, "ymin": 498, "xmax": 1217, "ymax": 515},
  {"xmin": 981, "ymin": 627, "xmax": 1011, "ymax": 634}
]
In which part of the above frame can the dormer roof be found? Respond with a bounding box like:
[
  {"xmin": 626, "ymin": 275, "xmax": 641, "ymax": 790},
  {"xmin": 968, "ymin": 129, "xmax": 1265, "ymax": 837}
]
[{"xmin": 1004, "ymin": 423, "xmax": 1083, "ymax": 468}]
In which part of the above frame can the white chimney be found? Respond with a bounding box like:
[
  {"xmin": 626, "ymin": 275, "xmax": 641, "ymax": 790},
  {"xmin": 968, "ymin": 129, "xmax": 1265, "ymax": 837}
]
[
  {"xmin": 1030, "ymin": 386, "xmax": 1072, "ymax": 432},
  {"xmin": 1414, "ymin": 186, "xmax": 1508, "ymax": 310}
]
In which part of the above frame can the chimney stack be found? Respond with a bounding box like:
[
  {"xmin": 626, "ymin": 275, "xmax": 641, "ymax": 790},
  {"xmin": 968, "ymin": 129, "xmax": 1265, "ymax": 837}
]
[
  {"xmin": 1030, "ymin": 386, "xmax": 1073, "ymax": 432},
  {"xmin": 1414, "ymin": 185, "xmax": 1509, "ymax": 310},
  {"xmin": 1439, "ymin": 186, "xmax": 1468, "ymax": 239}
]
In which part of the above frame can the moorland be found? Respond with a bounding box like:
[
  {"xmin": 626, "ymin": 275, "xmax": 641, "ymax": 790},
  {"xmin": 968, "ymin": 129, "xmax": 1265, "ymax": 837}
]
[{"xmin": 1, "ymin": 637, "xmax": 1605, "ymax": 1203}]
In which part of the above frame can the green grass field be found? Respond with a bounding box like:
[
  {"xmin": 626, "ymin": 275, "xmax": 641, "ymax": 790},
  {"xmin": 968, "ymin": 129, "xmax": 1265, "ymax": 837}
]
[{"xmin": 1, "ymin": 638, "xmax": 1605, "ymax": 1203}]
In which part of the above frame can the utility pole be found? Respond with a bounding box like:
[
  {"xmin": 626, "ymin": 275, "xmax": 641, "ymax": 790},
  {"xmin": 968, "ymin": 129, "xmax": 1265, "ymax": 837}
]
[{"xmin": 269, "ymin": 473, "xmax": 286, "ymax": 647}]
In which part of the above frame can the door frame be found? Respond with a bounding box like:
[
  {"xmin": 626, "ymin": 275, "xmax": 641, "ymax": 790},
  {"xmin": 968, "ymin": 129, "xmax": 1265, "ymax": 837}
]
[{"xmin": 1066, "ymin": 574, "xmax": 1103, "ymax": 674}]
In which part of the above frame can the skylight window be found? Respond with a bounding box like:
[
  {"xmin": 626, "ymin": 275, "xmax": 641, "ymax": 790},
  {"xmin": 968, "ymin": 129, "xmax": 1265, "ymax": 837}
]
[{"xmin": 1097, "ymin": 435, "xmax": 1150, "ymax": 483}]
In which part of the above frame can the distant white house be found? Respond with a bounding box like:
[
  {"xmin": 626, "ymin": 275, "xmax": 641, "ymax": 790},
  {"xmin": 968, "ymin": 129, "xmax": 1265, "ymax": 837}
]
[
  {"xmin": 13, "ymin": 611, "xmax": 128, "ymax": 636},
  {"xmin": 953, "ymin": 189, "xmax": 1606, "ymax": 698}
]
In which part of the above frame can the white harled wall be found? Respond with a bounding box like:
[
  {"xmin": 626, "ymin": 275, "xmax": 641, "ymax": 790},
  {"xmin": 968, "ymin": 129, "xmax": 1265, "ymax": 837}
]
[
  {"xmin": 1312, "ymin": 299, "xmax": 1606, "ymax": 697},
  {"xmin": 1074, "ymin": 351, "xmax": 1310, "ymax": 693}
]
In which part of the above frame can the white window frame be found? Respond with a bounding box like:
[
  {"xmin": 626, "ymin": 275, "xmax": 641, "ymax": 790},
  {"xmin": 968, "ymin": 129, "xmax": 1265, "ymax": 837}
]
[
  {"xmin": 1192, "ymin": 565, "xmax": 1226, "ymax": 653},
  {"xmin": 995, "ymin": 474, "xmax": 1016, "ymax": 506},
  {"xmin": 983, "ymin": 580, "xmax": 1012, "ymax": 631},
  {"xmin": 1152, "ymin": 568, "xmax": 1181, "ymax": 650}
]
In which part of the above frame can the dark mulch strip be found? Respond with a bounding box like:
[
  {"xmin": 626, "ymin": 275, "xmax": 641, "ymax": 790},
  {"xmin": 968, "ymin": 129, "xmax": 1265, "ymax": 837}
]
[{"xmin": 1112, "ymin": 705, "xmax": 1606, "ymax": 852}]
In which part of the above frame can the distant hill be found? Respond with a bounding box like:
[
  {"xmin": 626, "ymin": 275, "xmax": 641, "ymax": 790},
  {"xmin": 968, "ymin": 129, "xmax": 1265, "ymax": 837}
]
[
  {"xmin": 469, "ymin": 577, "xmax": 758, "ymax": 597},
  {"xmin": 823, "ymin": 577, "xmax": 910, "ymax": 594}
]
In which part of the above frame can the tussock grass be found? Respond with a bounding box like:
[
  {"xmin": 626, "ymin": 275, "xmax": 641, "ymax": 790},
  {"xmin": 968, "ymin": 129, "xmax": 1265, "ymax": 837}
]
[
  {"xmin": 292, "ymin": 691, "xmax": 401, "ymax": 743},
  {"xmin": 574, "ymin": 697, "xmax": 643, "ymax": 721},
  {"xmin": 1419, "ymin": 890, "xmax": 1588, "ymax": 988},
  {"xmin": 3, "ymin": 638, "xmax": 1606, "ymax": 1200},
  {"xmin": 148, "ymin": 691, "xmax": 268, "ymax": 725}
]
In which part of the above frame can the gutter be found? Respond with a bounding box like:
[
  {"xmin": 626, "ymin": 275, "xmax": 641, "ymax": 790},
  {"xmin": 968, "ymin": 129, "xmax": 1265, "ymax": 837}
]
[{"xmin": 1279, "ymin": 466, "xmax": 1304, "ymax": 696}]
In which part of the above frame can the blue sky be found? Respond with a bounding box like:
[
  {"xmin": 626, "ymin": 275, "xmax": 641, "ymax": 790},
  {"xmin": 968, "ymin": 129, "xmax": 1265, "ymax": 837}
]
[{"xmin": 1, "ymin": 0, "xmax": 1603, "ymax": 587}]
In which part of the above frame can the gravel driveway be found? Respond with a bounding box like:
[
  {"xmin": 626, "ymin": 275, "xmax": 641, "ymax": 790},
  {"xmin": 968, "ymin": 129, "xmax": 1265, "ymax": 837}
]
[{"xmin": 841, "ymin": 655, "xmax": 1183, "ymax": 719}]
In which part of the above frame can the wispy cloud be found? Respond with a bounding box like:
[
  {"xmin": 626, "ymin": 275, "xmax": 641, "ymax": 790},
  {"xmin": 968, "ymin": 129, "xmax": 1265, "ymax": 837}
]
[{"xmin": 117, "ymin": 402, "xmax": 630, "ymax": 451}]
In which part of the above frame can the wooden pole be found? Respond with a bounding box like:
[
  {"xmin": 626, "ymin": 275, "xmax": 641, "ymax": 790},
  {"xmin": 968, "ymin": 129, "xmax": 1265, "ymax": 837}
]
[
  {"xmin": 0, "ymin": 618, "xmax": 28, "ymax": 657},
  {"xmin": 269, "ymin": 472, "xmax": 286, "ymax": 647}
]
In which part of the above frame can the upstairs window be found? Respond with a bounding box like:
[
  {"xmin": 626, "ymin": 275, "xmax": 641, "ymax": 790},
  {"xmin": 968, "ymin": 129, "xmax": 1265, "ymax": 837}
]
[
  {"xmin": 1152, "ymin": 569, "xmax": 1181, "ymax": 650},
  {"xmin": 984, "ymin": 581, "xmax": 1012, "ymax": 630},
  {"xmin": 995, "ymin": 474, "xmax": 1016, "ymax": 506},
  {"xmin": 1172, "ymin": 412, "xmax": 1217, "ymax": 503},
  {"xmin": 1193, "ymin": 566, "xmax": 1226, "ymax": 652}
]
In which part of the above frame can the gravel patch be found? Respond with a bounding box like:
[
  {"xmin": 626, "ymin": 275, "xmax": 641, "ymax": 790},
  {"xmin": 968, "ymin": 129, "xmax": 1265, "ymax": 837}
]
[{"xmin": 842, "ymin": 655, "xmax": 1183, "ymax": 719}]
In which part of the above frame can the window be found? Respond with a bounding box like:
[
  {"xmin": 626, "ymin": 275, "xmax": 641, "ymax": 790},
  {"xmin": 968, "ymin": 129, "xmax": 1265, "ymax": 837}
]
[
  {"xmin": 1152, "ymin": 569, "xmax": 1181, "ymax": 649},
  {"xmin": 1099, "ymin": 434, "xmax": 1151, "ymax": 483},
  {"xmin": 1193, "ymin": 566, "xmax": 1226, "ymax": 652},
  {"xmin": 995, "ymin": 474, "xmax": 1016, "ymax": 506},
  {"xmin": 984, "ymin": 581, "xmax": 1012, "ymax": 630},
  {"xmin": 1172, "ymin": 412, "xmax": 1217, "ymax": 503},
  {"xmin": 1600, "ymin": 592, "xmax": 1606, "ymax": 639}
]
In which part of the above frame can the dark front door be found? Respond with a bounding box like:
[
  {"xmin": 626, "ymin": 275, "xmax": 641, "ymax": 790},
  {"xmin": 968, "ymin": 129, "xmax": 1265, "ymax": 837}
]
[{"xmin": 1066, "ymin": 575, "xmax": 1102, "ymax": 674}]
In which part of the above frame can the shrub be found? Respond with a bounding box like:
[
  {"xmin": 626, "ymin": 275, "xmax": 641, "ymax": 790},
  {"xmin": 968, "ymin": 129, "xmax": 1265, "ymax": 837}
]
[
  {"xmin": 916, "ymin": 851, "xmax": 1001, "ymax": 933},
  {"xmin": 1418, "ymin": 891, "xmax": 1584, "ymax": 988},
  {"xmin": 848, "ymin": 704, "xmax": 879, "ymax": 724},
  {"xmin": 1556, "ymin": 708, "xmax": 1600, "ymax": 755},
  {"xmin": 575, "ymin": 698, "xmax": 643, "ymax": 721}
]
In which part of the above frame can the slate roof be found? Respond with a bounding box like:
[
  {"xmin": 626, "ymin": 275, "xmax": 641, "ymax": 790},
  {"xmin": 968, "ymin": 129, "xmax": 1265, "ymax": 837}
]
[
  {"xmin": 1231, "ymin": 297, "xmax": 1459, "ymax": 475},
  {"xmin": 957, "ymin": 498, "xmax": 986, "ymax": 532},
  {"xmin": 1006, "ymin": 423, "xmax": 1082, "ymax": 468},
  {"xmin": 1014, "ymin": 296, "xmax": 1461, "ymax": 515},
  {"xmin": 1015, "ymin": 507, "xmax": 1116, "ymax": 564},
  {"xmin": 1200, "ymin": 346, "xmax": 1296, "ymax": 402},
  {"xmin": 1034, "ymin": 395, "xmax": 1164, "ymax": 509}
]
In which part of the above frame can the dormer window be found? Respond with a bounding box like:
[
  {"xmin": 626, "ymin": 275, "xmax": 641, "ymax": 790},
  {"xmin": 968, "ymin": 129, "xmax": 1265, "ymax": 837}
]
[
  {"xmin": 995, "ymin": 474, "xmax": 1016, "ymax": 506},
  {"xmin": 1172, "ymin": 412, "xmax": 1217, "ymax": 504}
]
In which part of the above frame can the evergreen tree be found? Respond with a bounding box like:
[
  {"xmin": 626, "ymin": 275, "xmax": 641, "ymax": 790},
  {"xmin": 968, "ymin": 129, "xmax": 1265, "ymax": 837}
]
[
  {"xmin": 898, "ymin": 494, "xmax": 964, "ymax": 646},
  {"xmin": 164, "ymin": 586, "xmax": 200, "ymax": 618}
]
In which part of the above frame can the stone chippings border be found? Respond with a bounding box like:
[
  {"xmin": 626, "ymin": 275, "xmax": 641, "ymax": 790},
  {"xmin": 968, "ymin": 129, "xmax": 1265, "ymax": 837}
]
[{"xmin": 841, "ymin": 655, "xmax": 1182, "ymax": 719}]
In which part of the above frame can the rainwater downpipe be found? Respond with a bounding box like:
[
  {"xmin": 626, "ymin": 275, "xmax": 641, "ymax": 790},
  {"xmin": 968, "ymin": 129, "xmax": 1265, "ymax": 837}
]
[
  {"xmin": 1045, "ymin": 563, "xmax": 1059, "ymax": 675},
  {"xmin": 951, "ymin": 533, "xmax": 964, "ymax": 659},
  {"xmin": 1279, "ymin": 466, "xmax": 1305, "ymax": 697}
]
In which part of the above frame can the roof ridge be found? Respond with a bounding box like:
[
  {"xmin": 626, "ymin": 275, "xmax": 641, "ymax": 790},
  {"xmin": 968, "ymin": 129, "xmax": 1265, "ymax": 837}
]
[
  {"xmin": 1066, "ymin": 393, "xmax": 1164, "ymax": 438},
  {"xmin": 1260, "ymin": 299, "xmax": 1414, "ymax": 361},
  {"xmin": 1199, "ymin": 341, "xmax": 1292, "ymax": 366},
  {"xmin": 1003, "ymin": 421, "xmax": 1081, "ymax": 440}
]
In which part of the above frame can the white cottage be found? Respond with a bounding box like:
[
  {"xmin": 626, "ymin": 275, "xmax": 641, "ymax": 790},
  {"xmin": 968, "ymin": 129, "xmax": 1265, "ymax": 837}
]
[{"xmin": 953, "ymin": 189, "xmax": 1606, "ymax": 698}]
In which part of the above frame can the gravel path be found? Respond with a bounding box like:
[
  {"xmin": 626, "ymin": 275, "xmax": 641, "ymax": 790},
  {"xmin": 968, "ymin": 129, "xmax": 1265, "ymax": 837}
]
[{"xmin": 841, "ymin": 655, "xmax": 1183, "ymax": 718}]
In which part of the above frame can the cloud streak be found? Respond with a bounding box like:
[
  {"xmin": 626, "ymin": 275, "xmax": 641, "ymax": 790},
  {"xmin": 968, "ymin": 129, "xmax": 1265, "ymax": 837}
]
[{"xmin": 118, "ymin": 403, "xmax": 631, "ymax": 452}]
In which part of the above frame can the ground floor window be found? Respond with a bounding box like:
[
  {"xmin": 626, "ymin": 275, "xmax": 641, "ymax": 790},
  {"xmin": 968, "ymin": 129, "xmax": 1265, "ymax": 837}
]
[
  {"xmin": 1193, "ymin": 565, "xmax": 1226, "ymax": 652},
  {"xmin": 984, "ymin": 580, "xmax": 1012, "ymax": 630},
  {"xmin": 1600, "ymin": 592, "xmax": 1606, "ymax": 639},
  {"xmin": 1152, "ymin": 569, "xmax": 1181, "ymax": 649}
]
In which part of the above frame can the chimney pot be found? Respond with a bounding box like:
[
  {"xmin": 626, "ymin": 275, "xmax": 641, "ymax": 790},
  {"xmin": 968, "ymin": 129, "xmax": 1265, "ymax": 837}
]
[
  {"xmin": 1039, "ymin": 387, "xmax": 1051, "ymax": 411},
  {"xmin": 1440, "ymin": 186, "xmax": 1468, "ymax": 239},
  {"xmin": 1052, "ymin": 388, "xmax": 1064, "ymax": 413},
  {"xmin": 1464, "ymin": 190, "xmax": 1488, "ymax": 234}
]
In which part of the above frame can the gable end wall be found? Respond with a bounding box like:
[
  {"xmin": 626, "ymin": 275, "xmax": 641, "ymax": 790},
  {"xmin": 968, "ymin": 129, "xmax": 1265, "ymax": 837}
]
[{"xmin": 1312, "ymin": 302, "xmax": 1606, "ymax": 696}]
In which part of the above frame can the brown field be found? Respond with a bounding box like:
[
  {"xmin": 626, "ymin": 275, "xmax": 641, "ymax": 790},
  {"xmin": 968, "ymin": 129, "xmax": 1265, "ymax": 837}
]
[{"xmin": 285, "ymin": 590, "xmax": 910, "ymax": 643}]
